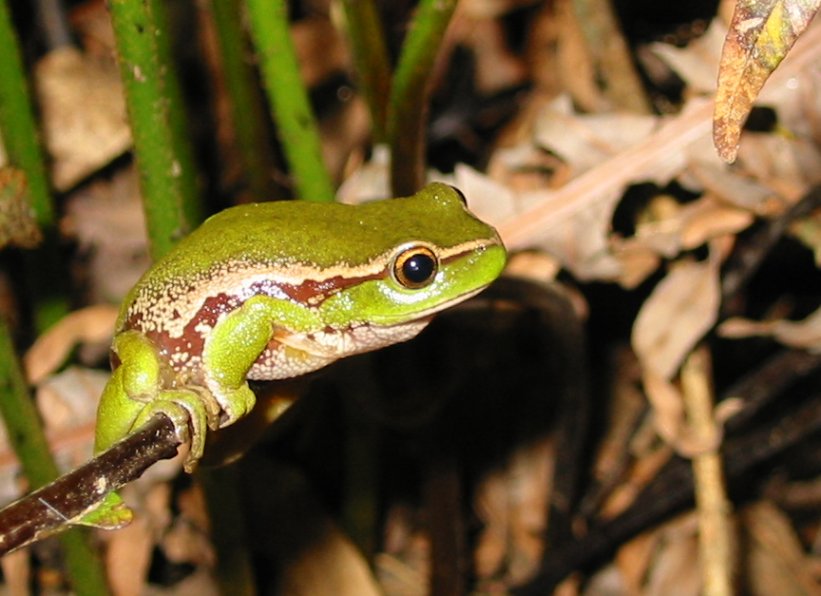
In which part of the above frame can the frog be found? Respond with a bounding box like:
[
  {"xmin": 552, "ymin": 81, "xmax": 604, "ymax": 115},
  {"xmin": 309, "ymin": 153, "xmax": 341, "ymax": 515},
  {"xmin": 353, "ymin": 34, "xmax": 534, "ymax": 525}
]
[{"xmin": 84, "ymin": 182, "xmax": 506, "ymax": 528}]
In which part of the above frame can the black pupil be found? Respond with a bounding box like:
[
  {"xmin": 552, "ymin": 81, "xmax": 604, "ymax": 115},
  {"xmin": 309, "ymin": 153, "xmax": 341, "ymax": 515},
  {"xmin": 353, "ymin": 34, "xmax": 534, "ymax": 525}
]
[{"xmin": 403, "ymin": 253, "xmax": 435, "ymax": 284}]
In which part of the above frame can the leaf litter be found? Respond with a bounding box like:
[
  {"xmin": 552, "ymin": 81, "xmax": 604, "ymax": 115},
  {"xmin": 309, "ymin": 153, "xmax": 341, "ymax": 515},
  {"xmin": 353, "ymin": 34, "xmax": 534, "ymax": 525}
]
[{"xmin": 3, "ymin": 0, "xmax": 820, "ymax": 593}]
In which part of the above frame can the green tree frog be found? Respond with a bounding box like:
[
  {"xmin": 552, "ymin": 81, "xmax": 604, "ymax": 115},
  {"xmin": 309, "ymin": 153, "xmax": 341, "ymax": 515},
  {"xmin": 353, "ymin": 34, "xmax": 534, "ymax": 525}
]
[{"xmin": 87, "ymin": 183, "xmax": 505, "ymax": 526}]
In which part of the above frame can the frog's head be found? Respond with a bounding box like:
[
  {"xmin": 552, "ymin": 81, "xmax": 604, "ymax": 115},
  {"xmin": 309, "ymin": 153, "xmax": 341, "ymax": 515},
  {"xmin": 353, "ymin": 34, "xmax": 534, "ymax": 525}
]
[{"xmin": 316, "ymin": 183, "xmax": 506, "ymax": 354}]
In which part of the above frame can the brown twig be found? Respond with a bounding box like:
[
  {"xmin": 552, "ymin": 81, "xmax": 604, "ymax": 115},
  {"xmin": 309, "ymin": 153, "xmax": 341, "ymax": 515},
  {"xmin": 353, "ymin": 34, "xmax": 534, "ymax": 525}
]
[
  {"xmin": 681, "ymin": 347, "xmax": 736, "ymax": 596},
  {"xmin": 0, "ymin": 415, "xmax": 180, "ymax": 554},
  {"xmin": 516, "ymin": 384, "xmax": 821, "ymax": 593}
]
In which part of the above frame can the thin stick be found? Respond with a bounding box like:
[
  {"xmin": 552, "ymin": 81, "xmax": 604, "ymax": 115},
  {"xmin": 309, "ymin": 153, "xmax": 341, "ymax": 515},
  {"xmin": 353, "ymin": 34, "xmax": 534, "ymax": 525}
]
[
  {"xmin": 681, "ymin": 347, "xmax": 736, "ymax": 596},
  {"xmin": 0, "ymin": 414, "xmax": 180, "ymax": 555}
]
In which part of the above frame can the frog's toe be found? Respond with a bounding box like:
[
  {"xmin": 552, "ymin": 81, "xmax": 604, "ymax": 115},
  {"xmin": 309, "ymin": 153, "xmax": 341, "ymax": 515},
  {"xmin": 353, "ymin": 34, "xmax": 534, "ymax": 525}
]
[
  {"xmin": 76, "ymin": 491, "xmax": 133, "ymax": 529},
  {"xmin": 132, "ymin": 390, "xmax": 210, "ymax": 472},
  {"xmin": 217, "ymin": 385, "xmax": 257, "ymax": 427}
]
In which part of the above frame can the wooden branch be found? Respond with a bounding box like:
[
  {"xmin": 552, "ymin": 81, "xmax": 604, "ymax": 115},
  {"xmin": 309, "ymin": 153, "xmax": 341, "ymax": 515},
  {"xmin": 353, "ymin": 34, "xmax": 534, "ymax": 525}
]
[{"xmin": 0, "ymin": 414, "xmax": 180, "ymax": 554}]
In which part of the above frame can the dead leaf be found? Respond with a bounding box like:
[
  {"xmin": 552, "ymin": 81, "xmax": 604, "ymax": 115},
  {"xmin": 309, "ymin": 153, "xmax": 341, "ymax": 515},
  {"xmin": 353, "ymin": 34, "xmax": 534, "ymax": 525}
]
[
  {"xmin": 105, "ymin": 515, "xmax": 154, "ymax": 596},
  {"xmin": 718, "ymin": 305, "xmax": 821, "ymax": 352},
  {"xmin": 713, "ymin": 0, "xmax": 821, "ymax": 162},
  {"xmin": 0, "ymin": 167, "xmax": 42, "ymax": 249},
  {"xmin": 0, "ymin": 547, "xmax": 31, "ymax": 596},
  {"xmin": 497, "ymin": 96, "xmax": 714, "ymax": 252},
  {"xmin": 35, "ymin": 47, "xmax": 130, "ymax": 190},
  {"xmin": 611, "ymin": 513, "xmax": 701, "ymax": 596},
  {"xmin": 643, "ymin": 515, "xmax": 701, "ymax": 596},
  {"xmin": 473, "ymin": 438, "xmax": 552, "ymax": 586},
  {"xmin": 453, "ymin": 164, "xmax": 518, "ymax": 223},
  {"xmin": 35, "ymin": 367, "xmax": 106, "ymax": 433},
  {"xmin": 623, "ymin": 194, "xmax": 755, "ymax": 261},
  {"xmin": 685, "ymin": 160, "xmax": 783, "ymax": 215},
  {"xmin": 281, "ymin": 523, "xmax": 383, "ymax": 596},
  {"xmin": 24, "ymin": 305, "xmax": 118, "ymax": 385},
  {"xmin": 632, "ymin": 257, "xmax": 721, "ymax": 379},
  {"xmin": 741, "ymin": 501, "xmax": 821, "ymax": 595},
  {"xmin": 62, "ymin": 169, "xmax": 150, "ymax": 303},
  {"xmin": 679, "ymin": 197, "xmax": 755, "ymax": 248},
  {"xmin": 650, "ymin": 20, "xmax": 726, "ymax": 94},
  {"xmin": 631, "ymin": 246, "xmax": 728, "ymax": 451},
  {"xmin": 533, "ymin": 96, "xmax": 657, "ymax": 173}
]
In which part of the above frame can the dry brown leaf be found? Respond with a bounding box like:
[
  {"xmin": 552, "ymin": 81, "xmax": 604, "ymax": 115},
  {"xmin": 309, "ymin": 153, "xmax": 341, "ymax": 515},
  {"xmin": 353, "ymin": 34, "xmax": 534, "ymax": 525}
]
[
  {"xmin": 735, "ymin": 134, "xmax": 821, "ymax": 200},
  {"xmin": 104, "ymin": 516, "xmax": 154, "ymax": 596},
  {"xmin": 0, "ymin": 547, "xmax": 31, "ymax": 596},
  {"xmin": 23, "ymin": 304, "xmax": 118, "ymax": 385},
  {"xmin": 554, "ymin": 0, "xmax": 610, "ymax": 113},
  {"xmin": 614, "ymin": 530, "xmax": 657, "ymax": 594},
  {"xmin": 685, "ymin": 161, "xmax": 782, "ymax": 215},
  {"xmin": 679, "ymin": 198, "xmax": 755, "ymax": 248},
  {"xmin": 35, "ymin": 368, "xmax": 106, "ymax": 433},
  {"xmin": 473, "ymin": 438, "xmax": 553, "ymax": 587},
  {"xmin": 35, "ymin": 47, "xmax": 130, "ymax": 190},
  {"xmin": 481, "ymin": 21, "xmax": 821, "ymax": 278},
  {"xmin": 0, "ymin": 167, "xmax": 42, "ymax": 249},
  {"xmin": 650, "ymin": 20, "xmax": 727, "ymax": 94},
  {"xmin": 612, "ymin": 513, "xmax": 701, "ymax": 596},
  {"xmin": 624, "ymin": 194, "xmax": 754, "ymax": 261},
  {"xmin": 62, "ymin": 170, "xmax": 150, "ymax": 303},
  {"xmin": 632, "ymin": 257, "xmax": 721, "ymax": 380},
  {"xmin": 473, "ymin": 470, "xmax": 510, "ymax": 579},
  {"xmin": 609, "ymin": 244, "xmax": 662, "ymax": 289},
  {"xmin": 714, "ymin": 0, "xmax": 821, "ymax": 162},
  {"xmin": 718, "ymin": 305, "xmax": 821, "ymax": 351},
  {"xmin": 643, "ymin": 516, "xmax": 701, "ymax": 596},
  {"xmin": 741, "ymin": 501, "xmax": 821, "ymax": 595},
  {"xmin": 453, "ymin": 164, "xmax": 518, "ymax": 223},
  {"xmin": 497, "ymin": 96, "xmax": 714, "ymax": 252},
  {"xmin": 281, "ymin": 524, "xmax": 383, "ymax": 596},
  {"xmin": 631, "ymin": 246, "xmax": 728, "ymax": 451},
  {"xmin": 533, "ymin": 96, "xmax": 657, "ymax": 174},
  {"xmin": 600, "ymin": 444, "xmax": 673, "ymax": 519}
]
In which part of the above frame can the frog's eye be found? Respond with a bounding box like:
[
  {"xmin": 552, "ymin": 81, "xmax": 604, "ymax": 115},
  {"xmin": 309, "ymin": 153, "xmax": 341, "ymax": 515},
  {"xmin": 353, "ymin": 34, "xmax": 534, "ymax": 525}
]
[
  {"xmin": 448, "ymin": 185, "xmax": 468, "ymax": 206},
  {"xmin": 392, "ymin": 245, "xmax": 439, "ymax": 289}
]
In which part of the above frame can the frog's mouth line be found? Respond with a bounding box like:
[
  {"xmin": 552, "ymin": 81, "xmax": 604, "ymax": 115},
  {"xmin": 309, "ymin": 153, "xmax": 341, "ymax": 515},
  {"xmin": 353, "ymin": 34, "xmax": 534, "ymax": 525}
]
[{"xmin": 371, "ymin": 284, "xmax": 490, "ymax": 328}]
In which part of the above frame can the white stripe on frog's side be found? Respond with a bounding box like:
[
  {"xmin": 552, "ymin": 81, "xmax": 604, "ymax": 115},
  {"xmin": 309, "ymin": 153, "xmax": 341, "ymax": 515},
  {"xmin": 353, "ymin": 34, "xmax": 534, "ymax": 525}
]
[{"xmin": 127, "ymin": 239, "xmax": 494, "ymax": 339}]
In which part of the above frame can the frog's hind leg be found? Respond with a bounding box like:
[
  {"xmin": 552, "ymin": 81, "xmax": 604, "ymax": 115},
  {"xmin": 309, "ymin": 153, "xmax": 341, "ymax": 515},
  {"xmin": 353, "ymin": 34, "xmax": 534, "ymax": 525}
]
[{"xmin": 95, "ymin": 331, "xmax": 220, "ymax": 458}]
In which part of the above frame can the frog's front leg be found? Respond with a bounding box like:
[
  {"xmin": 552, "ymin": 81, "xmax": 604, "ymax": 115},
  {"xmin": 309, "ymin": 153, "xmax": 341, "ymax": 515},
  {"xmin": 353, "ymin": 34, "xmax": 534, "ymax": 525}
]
[{"xmin": 201, "ymin": 295, "xmax": 316, "ymax": 428}]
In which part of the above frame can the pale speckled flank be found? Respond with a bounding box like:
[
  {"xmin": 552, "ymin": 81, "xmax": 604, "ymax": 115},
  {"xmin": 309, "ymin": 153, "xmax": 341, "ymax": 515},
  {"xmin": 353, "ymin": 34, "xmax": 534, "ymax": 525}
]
[{"xmin": 245, "ymin": 318, "xmax": 430, "ymax": 380}]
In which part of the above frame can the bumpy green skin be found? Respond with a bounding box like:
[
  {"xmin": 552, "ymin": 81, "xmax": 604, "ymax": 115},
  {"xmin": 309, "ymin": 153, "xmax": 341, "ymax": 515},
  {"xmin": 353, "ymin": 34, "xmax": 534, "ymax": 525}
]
[{"xmin": 88, "ymin": 183, "xmax": 505, "ymax": 527}]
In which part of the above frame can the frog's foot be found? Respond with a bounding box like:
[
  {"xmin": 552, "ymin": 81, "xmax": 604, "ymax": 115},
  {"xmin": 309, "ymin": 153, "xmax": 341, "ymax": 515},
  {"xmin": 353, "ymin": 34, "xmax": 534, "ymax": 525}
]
[
  {"xmin": 132, "ymin": 388, "xmax": 219, "ymax": 472},
  {"xmin": 76, "ymin": 491, "xmax": 133, "ymax": 529},
  {"xmin": 212, "ymin": 383, "xmax": 257, "ymax": 429}
]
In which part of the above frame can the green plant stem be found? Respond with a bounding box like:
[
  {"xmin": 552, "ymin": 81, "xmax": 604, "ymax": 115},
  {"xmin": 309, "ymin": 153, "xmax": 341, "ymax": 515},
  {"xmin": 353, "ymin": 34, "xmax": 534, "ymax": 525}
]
[
  {"xmin": 148, "ymin": 0, "xmax": 203, "ymax": 227},
  {"xmin": 108, "ymin": 0, "xmax": 198, "ymax": 259},
  {"xmin": 210, "ymin": 0, "xmax": 279, "ymax": 200},
  {"xmin": 340, "ymin": 0, "xmax": 391, "ymax": 143},
  {"xmin": 245, "ymin": 0, "xmax": 334, "ymax": 202},
  {"xmin": 0, "ymin": 0, "xmax": 53, "ymax": 227},
  {"xmin": 0, "ymin": 319, "xmax": 108, "ymax": 594},
  {"xmin": 0, "ymin": 1, "xmax": 67, "ymax": 330},
  {"xmin": 387, "ymin": 0, "xmax": 458, "ymax": 197}
]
